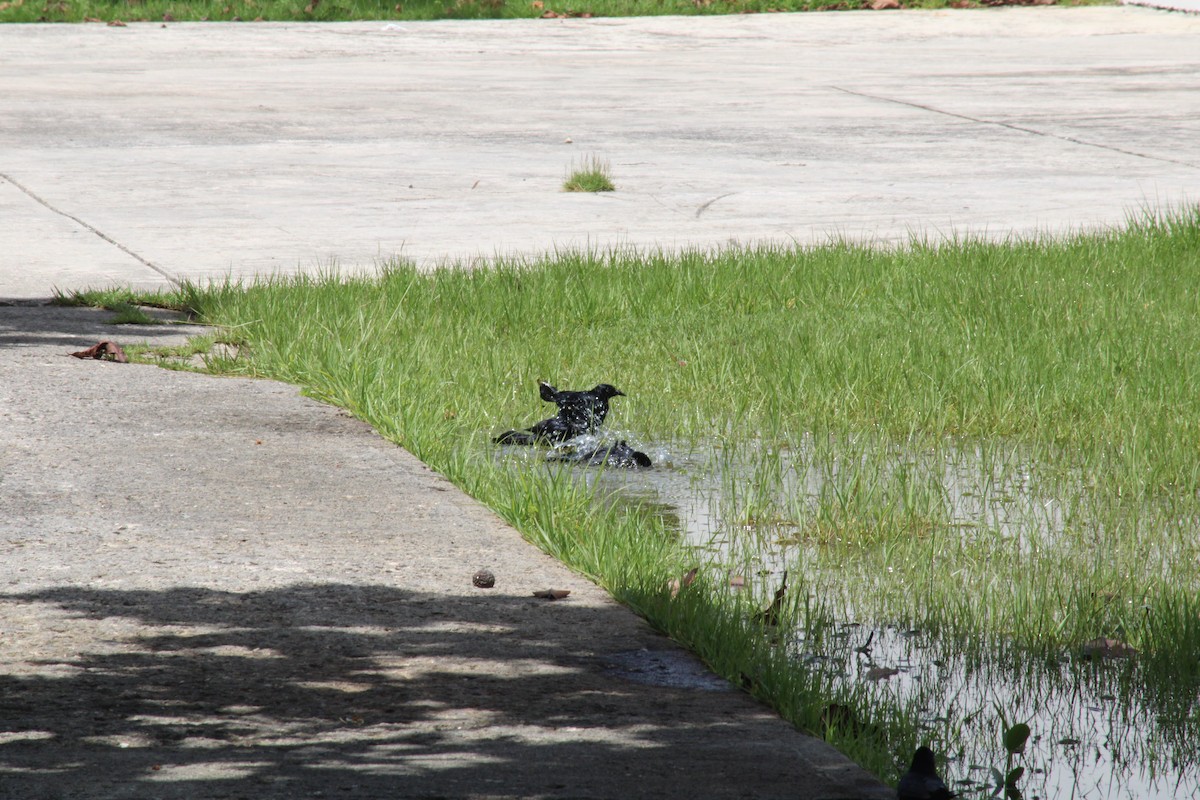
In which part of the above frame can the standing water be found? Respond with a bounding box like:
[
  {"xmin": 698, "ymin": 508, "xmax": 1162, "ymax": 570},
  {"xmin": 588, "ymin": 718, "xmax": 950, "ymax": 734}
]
[{"xmin": 500, "ymin": 432, "xmax": 1200, "ymax": 799}]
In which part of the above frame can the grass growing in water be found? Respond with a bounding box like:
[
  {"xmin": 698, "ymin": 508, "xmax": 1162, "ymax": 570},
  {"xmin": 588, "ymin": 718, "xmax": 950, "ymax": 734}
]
[{"xmin": 80, "ymin": 207, "xmax": 1200, "ymax": 789}]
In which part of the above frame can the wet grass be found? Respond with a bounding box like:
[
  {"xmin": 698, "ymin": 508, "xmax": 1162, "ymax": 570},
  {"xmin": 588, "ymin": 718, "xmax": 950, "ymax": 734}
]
[
  {"xmin": 63, "ymin": 206, "xmax": 1200, "ymax": 791},
  {"xmin": 655, "ymin": 433, "xmax": 1200, "ymax": 795},
  {"xmin": 0, "ymin": 0, "xmax": 1109, "ymax": 23}
]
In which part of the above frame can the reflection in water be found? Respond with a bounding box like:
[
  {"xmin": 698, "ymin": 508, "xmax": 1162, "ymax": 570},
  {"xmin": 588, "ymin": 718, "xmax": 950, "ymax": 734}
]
[
  {"xmin": 497, "ymin": 433, "xmax": 1200, "ymax": 799},
  {"xmin": 793, "ymin": 624, "xmax": 1198, "ymax": 800}
]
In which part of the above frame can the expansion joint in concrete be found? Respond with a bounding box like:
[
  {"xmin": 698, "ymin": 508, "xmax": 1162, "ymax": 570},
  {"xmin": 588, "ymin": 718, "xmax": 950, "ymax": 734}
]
[
  {"xmin": 0, "ymin": 171, "xmax": 179, "ymax": 287},
  {"xmin": 828, "ymin": 85, "xmax": 1200, "ymax": 171}
]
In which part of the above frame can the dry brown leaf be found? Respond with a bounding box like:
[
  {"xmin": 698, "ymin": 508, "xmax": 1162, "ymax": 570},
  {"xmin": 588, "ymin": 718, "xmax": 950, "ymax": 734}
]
[
  {"xmin": 668, "ymin": 566, "xmax": 699, "ymax": 598},
  {"xmin": 1081, "ymin": 636, "xmax": 1137, "ymax": 660},
  {"xmin": 69, "ymin": 341, "xmax": 128, "ymax": 363},
  {"xmin": 869, "ymin": 0, "xmax": 900, "ymax": 8},
  {"xmin": 754, "ymin": 570, "xmax": 788, "ymax": 625}
]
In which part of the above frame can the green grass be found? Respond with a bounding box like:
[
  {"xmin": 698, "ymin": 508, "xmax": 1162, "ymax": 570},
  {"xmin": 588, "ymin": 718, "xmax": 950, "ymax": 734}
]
[
  {"xmin": 562, "ymin": 155, "xmax": 615, "ymax": 193},
  {"xmin": 53, "ymin": 285, "xmax": 196, "ymax": 315},
  {"xmin": 105, "ymin": 301, "xmax": 163, "ymax": 325},
  {"xmin": 52, "ymin": 287, "xmax": 187, "ymax": 324},
  {"xmin": 65, "ymin": 206, "xmax": 1200, "ymax": 788},
  {"xmin": 0, "ymin": 0, "xmax": 1109, "ymax": 23}
]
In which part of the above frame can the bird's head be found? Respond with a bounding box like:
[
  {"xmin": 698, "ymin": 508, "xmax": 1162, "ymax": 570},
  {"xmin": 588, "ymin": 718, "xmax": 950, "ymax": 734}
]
[
  {"xmin": 592, "ymin": 384, "xmax": 625, "ymax": 399},
  {"xmin": 911, "ymin": 746, "xmax": 938, "ymax": 776}
]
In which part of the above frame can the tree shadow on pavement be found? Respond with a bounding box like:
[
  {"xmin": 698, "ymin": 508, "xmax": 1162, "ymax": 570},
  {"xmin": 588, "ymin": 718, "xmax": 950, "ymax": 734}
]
[
  {"xmin": 0, "ymin": 582, "xmax": 854, "ymax": 800},
  {"xmin": 0, "ymin": 304, "xmax": 202, "ymax": 351}
]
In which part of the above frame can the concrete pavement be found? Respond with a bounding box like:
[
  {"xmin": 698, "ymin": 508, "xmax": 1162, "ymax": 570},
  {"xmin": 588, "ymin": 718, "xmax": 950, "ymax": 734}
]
[
  {"xmin": 2, "ymin": 7, "xmax": 1200, "ymax": 798},
  {"xmin": 2, "ymin": 7, "xmax": 1199, "ymax": 297}
]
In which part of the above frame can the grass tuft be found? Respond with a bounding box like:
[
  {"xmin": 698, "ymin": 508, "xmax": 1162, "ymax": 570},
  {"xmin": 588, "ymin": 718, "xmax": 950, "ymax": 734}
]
[
  {"xmin": 104, "ymin": 301, "xmax": 163, "ymax": 325},
  {"xmin": 562, "ymin": 155, "xmax": 615, "ymax": 193}
]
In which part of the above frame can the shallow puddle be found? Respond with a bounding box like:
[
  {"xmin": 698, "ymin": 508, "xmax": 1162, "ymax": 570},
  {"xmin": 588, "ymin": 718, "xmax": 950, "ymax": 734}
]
[
  {"xmin": 797, "ymin": 624, "xmax": 1199, "ymax": 799},
  {"xmin": 497, "ymin": 433, "xmax": 1200, "ymax": 798}
]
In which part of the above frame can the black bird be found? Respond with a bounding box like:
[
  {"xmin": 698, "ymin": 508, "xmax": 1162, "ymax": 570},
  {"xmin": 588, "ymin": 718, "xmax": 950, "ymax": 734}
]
[
  {"xmin": 494, "ymin": 381, "xmax": 625, "ymax": 445},
  {"xmin": 897, "ymin": 747, "xmax": 954, "ymax": 800},
  {"xmin": 549, "ymin": 440, "xmax": 652, "ymax": 469}
]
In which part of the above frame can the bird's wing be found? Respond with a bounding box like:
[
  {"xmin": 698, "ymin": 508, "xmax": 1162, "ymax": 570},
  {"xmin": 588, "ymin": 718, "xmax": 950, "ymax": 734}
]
[{"xmin": 527, "ymin": 416, "xmax": 571, "ymax": 442}]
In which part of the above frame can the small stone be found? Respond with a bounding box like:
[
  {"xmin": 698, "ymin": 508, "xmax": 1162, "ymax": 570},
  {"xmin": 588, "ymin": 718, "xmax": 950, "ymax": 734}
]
[{"xmin": 472, "ymin": 569, "xmax": 495, "ymax": 589}]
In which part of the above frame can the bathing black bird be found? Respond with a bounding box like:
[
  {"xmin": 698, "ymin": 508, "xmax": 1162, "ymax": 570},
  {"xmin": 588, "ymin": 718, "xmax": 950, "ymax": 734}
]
[
  {"xmin": 494, "ymin": 381, "xmax": 625, "ymax": 445},
  {"xmin": 538, "ymin": 381, "xmax": 624, "ymax": 435},
  {"xmin": 897, "ymin": 747, "xmax": 954, "ymax": 800},
  {"xmin": 549, "ymin": 440, "xmax": 652, "ymax": 469}
]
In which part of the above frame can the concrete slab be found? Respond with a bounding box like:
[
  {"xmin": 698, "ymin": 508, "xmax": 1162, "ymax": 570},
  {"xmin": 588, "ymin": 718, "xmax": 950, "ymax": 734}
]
[{"xmin": 2, "ymin": 7, "xmax": 1199, "ymax": 299}]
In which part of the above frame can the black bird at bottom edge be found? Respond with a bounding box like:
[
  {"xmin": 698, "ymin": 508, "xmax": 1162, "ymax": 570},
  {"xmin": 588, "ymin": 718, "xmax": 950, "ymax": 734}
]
[
  {"xmin": 897, "ymin": 747, "xmax": 955, "ymax": 800},
  {"xmin": 494, "ymin": 381, "xmax": 625, "ymax": 445}
]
